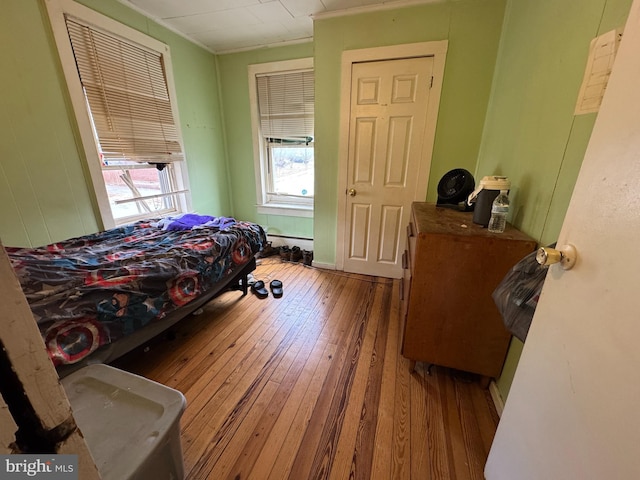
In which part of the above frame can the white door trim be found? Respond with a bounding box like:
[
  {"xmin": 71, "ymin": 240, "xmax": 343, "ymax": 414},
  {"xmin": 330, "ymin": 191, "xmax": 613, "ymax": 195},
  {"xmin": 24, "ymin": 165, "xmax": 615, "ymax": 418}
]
[{"xmin": 335, "ymin": 41, "xmax": 448, "ymax": 272}]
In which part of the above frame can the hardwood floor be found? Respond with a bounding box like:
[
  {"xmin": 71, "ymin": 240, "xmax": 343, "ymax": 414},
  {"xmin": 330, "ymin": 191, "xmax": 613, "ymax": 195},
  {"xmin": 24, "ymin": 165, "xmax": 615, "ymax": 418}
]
[{"xmin": 113, "ymin": 258, "xmax": 499, "ymax": 479}]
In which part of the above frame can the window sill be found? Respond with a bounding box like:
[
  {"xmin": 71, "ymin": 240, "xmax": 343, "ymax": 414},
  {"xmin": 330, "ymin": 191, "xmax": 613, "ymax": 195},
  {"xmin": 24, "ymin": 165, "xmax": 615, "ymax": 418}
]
[{"xmin": 257, "ymin": 203, "xmax": 314, "ymax": 218}]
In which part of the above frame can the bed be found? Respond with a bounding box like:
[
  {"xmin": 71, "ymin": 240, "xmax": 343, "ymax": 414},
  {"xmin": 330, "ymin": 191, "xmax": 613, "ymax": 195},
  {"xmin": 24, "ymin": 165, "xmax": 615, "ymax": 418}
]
[{"xmin": 6, "ymin": 215, "xmax": 266, "ymax": 375}]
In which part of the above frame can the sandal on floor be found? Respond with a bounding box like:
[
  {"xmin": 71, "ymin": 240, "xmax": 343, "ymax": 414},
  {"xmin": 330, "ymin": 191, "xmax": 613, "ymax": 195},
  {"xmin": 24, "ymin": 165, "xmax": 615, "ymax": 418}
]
[
  {"xmin": 270, "ymin": 279, "xmax": 283, "ymax": 298},
  {"xmin": 251, "ymin": 280, "xmax": 269, "ymax": 299}
]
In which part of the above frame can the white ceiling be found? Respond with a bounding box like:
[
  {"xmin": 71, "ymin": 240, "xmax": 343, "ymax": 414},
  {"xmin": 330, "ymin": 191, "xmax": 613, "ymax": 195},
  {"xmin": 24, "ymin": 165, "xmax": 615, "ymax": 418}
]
[{"xmin": 119, "ymin": 0, "xmax": 437, "ymax": 53}]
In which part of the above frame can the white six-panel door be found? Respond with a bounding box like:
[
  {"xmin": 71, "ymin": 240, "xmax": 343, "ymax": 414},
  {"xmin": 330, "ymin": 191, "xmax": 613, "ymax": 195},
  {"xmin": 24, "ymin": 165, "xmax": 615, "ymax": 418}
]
[{"xmin": 343, "ymin": 57, "xmax": 433, "ymax": 278}]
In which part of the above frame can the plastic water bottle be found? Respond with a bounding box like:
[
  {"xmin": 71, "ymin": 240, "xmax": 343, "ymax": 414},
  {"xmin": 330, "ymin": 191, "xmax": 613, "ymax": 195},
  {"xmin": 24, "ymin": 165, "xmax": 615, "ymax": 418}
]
[{"xmin": 488, "ymin": 189, "xmax": 509, "ymax": 233}]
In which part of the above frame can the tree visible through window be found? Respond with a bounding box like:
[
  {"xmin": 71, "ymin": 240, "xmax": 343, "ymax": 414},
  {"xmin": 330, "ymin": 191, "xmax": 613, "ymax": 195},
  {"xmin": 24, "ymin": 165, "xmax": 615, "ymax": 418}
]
[
  {"xmin": 99, "ymin": 160, "xmax": 181, "ymax": 220},
  {"xmin": 266, "ymin": 138, "xmax": 314, "ymax": 198}
]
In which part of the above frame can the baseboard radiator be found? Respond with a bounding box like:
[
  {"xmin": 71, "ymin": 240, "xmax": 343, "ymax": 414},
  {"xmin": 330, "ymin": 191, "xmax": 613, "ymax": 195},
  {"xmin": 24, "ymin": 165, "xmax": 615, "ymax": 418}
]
[{"xmin": 266, "ymin": 234, "xmax": 313, "ymax": 251}]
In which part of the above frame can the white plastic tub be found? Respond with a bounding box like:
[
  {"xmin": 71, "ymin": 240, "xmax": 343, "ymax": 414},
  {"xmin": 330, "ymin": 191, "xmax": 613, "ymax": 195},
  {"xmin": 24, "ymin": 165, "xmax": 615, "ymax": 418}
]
[{"xmin": 61, "ymin": 364, "xmax": 186, "ymax": 480}]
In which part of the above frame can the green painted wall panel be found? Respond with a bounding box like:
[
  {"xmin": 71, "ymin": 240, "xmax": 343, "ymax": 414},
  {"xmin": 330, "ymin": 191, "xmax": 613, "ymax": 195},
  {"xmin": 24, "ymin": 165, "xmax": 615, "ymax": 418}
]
[
  {"xmin": 216, "ymin": 43, "xmax": 314, "ymax": 237},
  {"xmin": 0, "ymin": 0, "xmax": 99, "ymax": 247},
  {"xmin": 426, "ymin": 0, "xmax": 508, "ymax": 201},
  {"xmin": 476, "ymin": 0, "xmax": 608, "ymax": 238},
  {"xmin": 0, "ymin": 0, "xmax": 227, "ymax": 247},
  {"xmin": 313, "ymin": 0, "xmax": 507, "ymax": 265},
  {"xmin": 540, "ymin": 115, "xmax": 596, "ymax": 246},
  {"xmin": 168, "ymin": 40, "xmax": 230, "ymax": 217},
  {"xmin": 477, "ymin": 0, "xmax": 633, "ymax": 400}
]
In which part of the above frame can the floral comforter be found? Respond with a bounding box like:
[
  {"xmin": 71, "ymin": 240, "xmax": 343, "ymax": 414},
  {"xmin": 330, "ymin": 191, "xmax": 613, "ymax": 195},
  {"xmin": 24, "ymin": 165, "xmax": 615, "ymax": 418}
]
[{"xmin": 6, "ymin": 218, "xmax": 266, "ymax": 365}]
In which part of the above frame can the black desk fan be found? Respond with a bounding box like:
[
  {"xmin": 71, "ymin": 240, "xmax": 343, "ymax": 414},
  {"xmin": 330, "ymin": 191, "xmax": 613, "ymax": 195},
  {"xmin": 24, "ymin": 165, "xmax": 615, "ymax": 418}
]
[{"xmin": 436, "ymin": 168, "xmax": 475, "ymax": 211}]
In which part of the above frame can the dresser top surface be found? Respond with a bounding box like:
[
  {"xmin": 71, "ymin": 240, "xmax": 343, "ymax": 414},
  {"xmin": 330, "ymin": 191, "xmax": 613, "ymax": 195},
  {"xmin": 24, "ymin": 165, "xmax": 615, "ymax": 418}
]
[{"xmin": 412, "ymin": 202, "xmax": 536, "ymax": 243}]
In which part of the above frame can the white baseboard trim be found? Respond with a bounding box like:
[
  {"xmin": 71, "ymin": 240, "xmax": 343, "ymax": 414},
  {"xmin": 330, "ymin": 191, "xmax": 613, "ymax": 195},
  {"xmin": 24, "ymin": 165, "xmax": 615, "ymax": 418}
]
[
  {"xmin": 266, "ymin": 234, "xmax": 313, "ymax": 251},
  {"xmin": 489, "ymin": 380, "xmax": 504, "ymax": 417},
  {"xmin": 311, "ymin": 261, "xmax": 336, "ymax": 270}
]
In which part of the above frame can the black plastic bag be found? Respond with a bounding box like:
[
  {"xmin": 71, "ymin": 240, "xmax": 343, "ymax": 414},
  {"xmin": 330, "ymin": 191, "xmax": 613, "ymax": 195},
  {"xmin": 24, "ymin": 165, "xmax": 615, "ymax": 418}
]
[{"xmin": 492, "ymin": 245, "xmax": 552, "ymax": 342}]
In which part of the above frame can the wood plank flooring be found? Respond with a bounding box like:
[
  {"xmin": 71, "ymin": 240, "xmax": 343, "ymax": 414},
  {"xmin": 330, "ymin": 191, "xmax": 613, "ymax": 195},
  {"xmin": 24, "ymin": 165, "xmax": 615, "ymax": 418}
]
[{"xmin": 113, "ymin": 258, "xmax": 499, "ymax": 479}]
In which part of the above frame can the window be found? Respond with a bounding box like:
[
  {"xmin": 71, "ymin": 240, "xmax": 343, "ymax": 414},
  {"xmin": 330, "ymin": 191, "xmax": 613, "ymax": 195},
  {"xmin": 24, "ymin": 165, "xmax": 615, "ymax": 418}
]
[
  {"xmin": 248, "ymin": 59, "xmax": 314, "ymax": 217},
  {"xmin": 46, "ymin": 0, "xmax": 190, "ymax": 228}
]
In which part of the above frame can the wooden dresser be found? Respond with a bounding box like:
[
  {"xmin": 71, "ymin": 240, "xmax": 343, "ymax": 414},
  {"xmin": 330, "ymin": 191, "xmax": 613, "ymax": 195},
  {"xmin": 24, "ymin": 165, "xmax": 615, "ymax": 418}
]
[{"xmin": 401, "ymin": 203, "xmax": 536, "ymax": 378}]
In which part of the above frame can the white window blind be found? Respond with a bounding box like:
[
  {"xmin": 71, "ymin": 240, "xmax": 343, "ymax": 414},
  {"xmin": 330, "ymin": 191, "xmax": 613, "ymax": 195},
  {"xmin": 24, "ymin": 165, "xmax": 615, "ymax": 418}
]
[
  {"xmin": 65, "ymin": 17, "xmax": 184, "ymax": 163},
  {"xmin": 257, "ymin": 70, "xmax": 314, "ymax": 140}
]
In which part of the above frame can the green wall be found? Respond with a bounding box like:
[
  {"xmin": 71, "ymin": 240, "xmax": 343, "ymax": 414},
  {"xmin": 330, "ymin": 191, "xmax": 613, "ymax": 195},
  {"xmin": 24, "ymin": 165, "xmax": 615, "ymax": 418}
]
[
  {"xmin": 477, "ymin": 0, "xmax": 633, "ymax": 400},
  {"xmin": 0, "ymin": 0, "xmax": 228, "ymax": 247},
  {"xmin": 216, "ymin": 43, "xmax": 315, "ymax": 239},
  {"xmin": 312, "ymin": 0, "xmax": 507, "ymax": 265},
  {"xmin": 0, "ymin": 0, "xmax": 98, "ymax": 247}
]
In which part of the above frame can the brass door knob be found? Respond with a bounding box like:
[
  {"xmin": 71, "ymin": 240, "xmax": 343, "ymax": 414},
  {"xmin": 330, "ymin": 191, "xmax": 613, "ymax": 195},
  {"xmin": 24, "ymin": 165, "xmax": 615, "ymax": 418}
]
[
  {"xmin": 347, "ymin": 188, "xmax": 357, "ymax": 197},
  {"xmin": 536, "ymin": 244, "xmax": 577, "ymax": 270}
]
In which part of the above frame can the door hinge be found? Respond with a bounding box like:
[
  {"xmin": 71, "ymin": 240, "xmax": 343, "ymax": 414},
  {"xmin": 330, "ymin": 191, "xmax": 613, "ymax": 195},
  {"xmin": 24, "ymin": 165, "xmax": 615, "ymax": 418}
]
[{"xmin": 430, "ymin": 76, "xmax": 434, "ymax": 89}]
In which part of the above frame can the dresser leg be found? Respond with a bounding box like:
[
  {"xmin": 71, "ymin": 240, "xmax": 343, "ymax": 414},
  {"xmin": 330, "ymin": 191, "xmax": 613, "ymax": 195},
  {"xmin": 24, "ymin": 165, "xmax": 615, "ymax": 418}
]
[
  {"xmin": 409, "ymin": 359, "xmax": 416, "ymax": 373},
  {"xmin": 479, "ymin": 375, "xmax": 491, "ymax": 389},
  {"xmin": 409, "ymin": 361, "xmax": 435, "ymax": 375}
]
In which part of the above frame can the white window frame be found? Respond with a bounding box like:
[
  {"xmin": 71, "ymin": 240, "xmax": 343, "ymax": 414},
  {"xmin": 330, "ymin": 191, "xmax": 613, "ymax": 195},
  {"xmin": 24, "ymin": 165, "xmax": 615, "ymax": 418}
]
[
  {"xmin": 248, "ymin": 58, "xmax": 314, "ymax": 218},
  {"xmin": 45, "ymin": 0, "xmax": 191, "ymax": 229}
]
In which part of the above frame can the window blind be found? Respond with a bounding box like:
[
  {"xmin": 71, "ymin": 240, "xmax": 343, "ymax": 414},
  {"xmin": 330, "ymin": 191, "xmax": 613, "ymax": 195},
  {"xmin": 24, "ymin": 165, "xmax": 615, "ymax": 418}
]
[
  {"xmin": 256, "ymin": 70, "xmax": 314, "ymax": 140},
  {"xmin": 65, "ymin": 17, "xmax": 184, "ymax": 163}
]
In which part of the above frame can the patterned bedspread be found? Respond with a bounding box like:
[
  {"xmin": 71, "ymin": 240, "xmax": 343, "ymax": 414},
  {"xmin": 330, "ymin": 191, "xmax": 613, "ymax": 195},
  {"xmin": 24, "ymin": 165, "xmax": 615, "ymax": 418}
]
[{"xmin": 6, "ymin": 218, "xmax": 266, "ymax": 365}]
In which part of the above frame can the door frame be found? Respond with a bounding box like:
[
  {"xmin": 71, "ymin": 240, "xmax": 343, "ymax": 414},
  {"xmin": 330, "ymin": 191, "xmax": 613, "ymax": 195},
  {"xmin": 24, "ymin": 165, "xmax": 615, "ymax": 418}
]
[{"xmin": 335, "ymin": 41, "xmax": 448, "ymax": 273}]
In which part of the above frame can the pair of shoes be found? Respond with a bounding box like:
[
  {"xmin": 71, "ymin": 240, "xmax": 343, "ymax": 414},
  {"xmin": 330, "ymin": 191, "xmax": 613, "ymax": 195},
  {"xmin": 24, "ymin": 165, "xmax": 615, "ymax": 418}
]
[
  {"xmin": 302, "ymin": 250, "xmax": 313, "ymax": 266},
  {"xmin": 250, "ymin": 279, "xmax": 284, "ymax": 299},
  {"xmin": 277, "ymin": 245, "xmax": 309, "ymax": 263},
  {"xmin": 279, "ymin": 246, "xmax": 291, "ymax": 261}
]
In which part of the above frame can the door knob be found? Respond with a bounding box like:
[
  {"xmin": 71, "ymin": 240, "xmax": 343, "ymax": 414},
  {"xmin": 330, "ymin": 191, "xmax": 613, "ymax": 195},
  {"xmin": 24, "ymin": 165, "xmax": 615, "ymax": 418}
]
[
  {"xmin": 347, "ymin": 188, "xmax": 357, "ymax": 197},
  {"xmin": 536, "ymin": 244, "xmax": 577, "ymax": 270}
]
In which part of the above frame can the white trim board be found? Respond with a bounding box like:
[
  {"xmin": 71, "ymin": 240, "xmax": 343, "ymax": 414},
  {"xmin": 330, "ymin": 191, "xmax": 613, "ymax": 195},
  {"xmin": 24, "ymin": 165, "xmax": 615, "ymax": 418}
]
[
  {"xmin": 489, "ymin": 380, "xmax": 505, "ymax": 417},
  {"xmin": 312, "ymin": 0, "xmax": 445, "ymax": 20}
]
